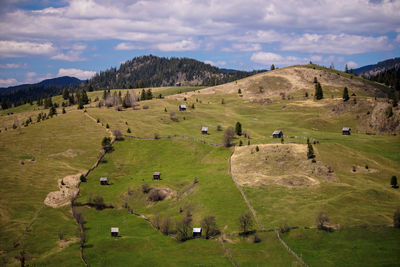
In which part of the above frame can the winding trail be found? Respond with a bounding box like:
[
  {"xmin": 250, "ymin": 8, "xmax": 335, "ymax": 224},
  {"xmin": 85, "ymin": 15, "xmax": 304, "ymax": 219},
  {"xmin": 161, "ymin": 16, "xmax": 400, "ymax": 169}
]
[{"xmin": 228, "ymin": 147, "xmax": 308, "ymax": 267}]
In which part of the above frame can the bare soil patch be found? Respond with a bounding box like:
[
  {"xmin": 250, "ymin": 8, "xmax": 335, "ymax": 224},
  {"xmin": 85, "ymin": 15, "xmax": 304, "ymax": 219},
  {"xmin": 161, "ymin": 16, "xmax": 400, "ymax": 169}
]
[
  {"xmin": 231, "ymin": 144, "xmax": 337, "ymax": 188},
  {"xmin": 48, "ymin": 149, "xmax": 84, "ymax": 158},
  {"xmin": 44, "ymin": 173, "xmax": 82, "ymax": 208}
]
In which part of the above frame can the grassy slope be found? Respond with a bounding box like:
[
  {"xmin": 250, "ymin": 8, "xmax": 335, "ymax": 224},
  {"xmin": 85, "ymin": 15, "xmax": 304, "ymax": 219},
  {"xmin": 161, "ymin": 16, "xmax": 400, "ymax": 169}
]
[
  {"xmin": 0, "ymin": 111, "xmax": 107, "ymax": 265},
  {"xmin": 282, "ymin": 227, "xmax": 400, "ymax": 266},
  {"xmin": 1, "ymin": 66, "xmax": 399, "ymax": 266}
]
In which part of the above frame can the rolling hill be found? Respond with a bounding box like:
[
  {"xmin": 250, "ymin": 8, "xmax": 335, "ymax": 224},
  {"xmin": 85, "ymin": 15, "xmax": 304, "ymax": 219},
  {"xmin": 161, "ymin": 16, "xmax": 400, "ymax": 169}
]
[{"xmin": 0, "ymin": 63, "xmax": 399, "ymax": 266}]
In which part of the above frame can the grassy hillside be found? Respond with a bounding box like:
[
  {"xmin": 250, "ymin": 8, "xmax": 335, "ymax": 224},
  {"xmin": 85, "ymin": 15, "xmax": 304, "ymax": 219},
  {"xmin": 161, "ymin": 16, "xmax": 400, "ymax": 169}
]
[{"xmin": 0, "ymin": 64, "xmax": 399, "ymax": 266}]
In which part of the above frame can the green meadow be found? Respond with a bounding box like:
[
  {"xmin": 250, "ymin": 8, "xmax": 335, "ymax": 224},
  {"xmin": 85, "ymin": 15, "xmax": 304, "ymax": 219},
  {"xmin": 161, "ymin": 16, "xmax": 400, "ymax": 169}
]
[{"xmin": 1, "ymin": 66, "xmax": 399, "ymax": 266}]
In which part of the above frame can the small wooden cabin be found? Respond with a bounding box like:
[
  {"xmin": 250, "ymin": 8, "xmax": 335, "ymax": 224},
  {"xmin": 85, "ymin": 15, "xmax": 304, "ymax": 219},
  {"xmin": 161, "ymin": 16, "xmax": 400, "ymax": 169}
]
[
  {"xmin": 272, "ymin": 130, "xmax": 283, "ymax": 138},
  {"xmin": 342, "ymin": 127, "xmax": 351, "ymax": 135},
  {"xmin": 201, "ymin": 126, "xmax": 208, "ymax": 135},
  {"xmin": 153, "ymin": 172, "xmax": 161, "ymax": 180},
  {"xmin": 179, "ymin": 104, "xmax": 187, "ymax": 111},
  {"xmin": 193, "ymin": 228, "xmax": 202, "ymax": 238},
  {"xmin": 111, "ymin": 227, "xmax": 119, "ymax": 237},
  {"xmin": 100, "ymin": 177, "xmax": 108, "ymax": 185}
]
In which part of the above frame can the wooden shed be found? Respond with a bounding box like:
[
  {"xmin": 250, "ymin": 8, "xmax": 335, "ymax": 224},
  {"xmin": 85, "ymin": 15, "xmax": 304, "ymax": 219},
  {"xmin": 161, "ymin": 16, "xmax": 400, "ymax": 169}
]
[
  {"xmin": 100, "ymin": 177, "xmax": 108, "ymax": 185},
  {"xmin": 201, "ymin": 126, "xmax": 208, "ymax": 135},
  {"xmin": 179, "ymin": 104, "xmax": 187, "ymax": 111},
  {"xmin": 111, "ymin": 227, "xmax": 119, "ymax": 237},
  {"xmin": 153, "ymin": 172, "xmax": 161, "ymax": 180},
  {"xmin": 342, "ymin": 127, "xmax": 351, "ymax": 135},
  {"xmin": 272, "ymin": 130, "xmax": 283, "ymax": 138},
  {"xmin": 193, "ymin": 227, "xmax": 202, "ymax": 238}
]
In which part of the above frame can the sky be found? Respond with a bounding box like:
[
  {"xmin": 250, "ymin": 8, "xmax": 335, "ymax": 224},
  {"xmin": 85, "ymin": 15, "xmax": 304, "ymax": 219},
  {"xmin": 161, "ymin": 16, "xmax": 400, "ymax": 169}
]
[{"xmin": 0, "ymin": 0, "xmax": 399, "ymax": 87}]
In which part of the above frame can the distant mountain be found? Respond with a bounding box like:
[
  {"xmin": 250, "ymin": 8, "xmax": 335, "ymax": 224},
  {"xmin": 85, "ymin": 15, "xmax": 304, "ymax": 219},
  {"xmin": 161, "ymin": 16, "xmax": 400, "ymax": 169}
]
[
  {"xmin": 0, "ymin": 76, "xmax": 82, "ymax": 95},
  {"xmin": 89, "ymin": 55, "xmax": 251, "ymax": 89},
  {"xmin": 353, "ymin": 57, "xmax": 400, "ymax": 77}
]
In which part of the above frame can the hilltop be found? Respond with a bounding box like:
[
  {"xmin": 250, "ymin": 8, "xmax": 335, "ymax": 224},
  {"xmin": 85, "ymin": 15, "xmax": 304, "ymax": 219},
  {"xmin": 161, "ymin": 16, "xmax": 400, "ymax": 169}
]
[
  {"xmin": 89, "ymin": 55, "xmax": 251, "ymax": 89},
  {"xmin": 354, "ymin": 57, "xmax": 400, "ymax": 77}
]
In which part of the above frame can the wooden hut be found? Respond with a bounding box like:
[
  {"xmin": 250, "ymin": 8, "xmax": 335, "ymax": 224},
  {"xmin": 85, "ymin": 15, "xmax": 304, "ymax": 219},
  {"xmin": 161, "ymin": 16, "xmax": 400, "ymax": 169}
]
[
  {"xmin": 201, "ymin": 126, "xmax": 208, "ymax": 135},
  {"xmin": 100, "ymin": 177, "xmax": 108, "ymax": 185},
  {"xmin": 193, "ymin": 227, "xmax": 202, "ymax": 238},
  {"xmin": 111, "ymin": 227, "xmax": 119, "ymax": 237},
  {"xmin": 342, "ymin": 127, "xmax": 351, "ymax": 135},
  {"xmin": 179, "ymin": 104, "xmax": 187, "ymax": 111},
  {"xmin": 272, "ymin": 130, "xmax": 283, "ymax": 138},
  {"xmin": 153, "ymin": 172, "xmax": 161, "ymax": 180}
]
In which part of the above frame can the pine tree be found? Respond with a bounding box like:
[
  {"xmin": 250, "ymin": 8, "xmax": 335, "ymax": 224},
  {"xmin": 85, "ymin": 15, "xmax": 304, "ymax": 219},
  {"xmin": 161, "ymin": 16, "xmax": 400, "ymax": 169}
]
[
  {"xmin": 315, "ymin": 82, "xmax": 323, "ymax": 100},
  {"xmin": 146, "ymin": 89, "xmax": 153, "ymax": 100},
  {"xmin": 48, "ymin": 106, "xmax": 57, "ymax": 117},
  {"xmin": 271, "ymin": 64, "xmax": 275, "ymax": 70},
  {"xmin": 103, "ymin": 90, "xmax": 108, "ymax": 100},
  {"xmin": 238, "ymin": 88, "xmax": 241, "ymax": 94},
  {"xmin": 140, "ymin": 89, "xmax": 146, "ymax": 101},
  {"xmin": 345, "ymin": 64, "xmax": 349, "ymax": 73},
  {"xmin": 235, "ymin": 122, "xmax": 242, "ymax": 136},
  {"xmin": 62, "ymin": 107, "xmax": 66, "ymax": 114},
  {"xmin": 62, "ymin": 88, "xmax": 69, "ymax": 100},
  {"xmin": 343, "ymin": 87, "xmax": 349, "ymax": 101}
]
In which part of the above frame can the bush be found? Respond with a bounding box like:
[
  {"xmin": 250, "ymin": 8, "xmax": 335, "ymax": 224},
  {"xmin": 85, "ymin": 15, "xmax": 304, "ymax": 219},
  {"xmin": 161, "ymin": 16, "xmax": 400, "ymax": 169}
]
[
  {"xmin": 80, "ymin": 175, "xmax": 86, "ymax": 182},
  {"xmin": 101, "ymin": 137, "xmax": 112, "ymax": 152},
  {"xmin": 255, "ymin": 146, "xmax": 259, "ymax": 152},
  {"xmin": 316, "ymin": 211, "xmax": 331, "ymax": 231},
  {"xmin": 253, "ymin": 233, "xmax": 262, "ymax": 243},
  {"xmin": 148, "ymin": 189, "xmax": 166, "ymax": 202},
  {"xmin": 127, "ymin": 128, "xmax": 131, "ymax": 133},
  {"xmin": 391, "ymin": 176, "xmax": 398, "ymax": 188},
  {"xmin": 113, "ymin": 129, "xmax": 123, "ymax": 140},
  {"xmin": 160, "ymin": 215, "xmax": 172, "ymax": 235},
  {"xmin": 88, "ymin": 195, "xmax": 106, "ymax": 210},
  {"xmin": 238, "ymin": 212, "xmax": 253, "ymax": 235},
  {"xmin": 201, "ymin": 215, "xmax": 219, "ymax": 239},
  {"xmin": 142, "ymin": 184, "xmax": 151, "ymax": 194},
  {"xmin": 217, "ymin": 125, "xmax": 222, "ymax": 131},
  {"xmin": 394, "ymin": 208, "xmax": 400, "ymax": 228},
  {"xmin": 106, "ymin": 123, "xmax": 110, "ymax": 129},
  {"xmin": 222, "ymin": 127, "xmax": 235, "ymax": 147}
]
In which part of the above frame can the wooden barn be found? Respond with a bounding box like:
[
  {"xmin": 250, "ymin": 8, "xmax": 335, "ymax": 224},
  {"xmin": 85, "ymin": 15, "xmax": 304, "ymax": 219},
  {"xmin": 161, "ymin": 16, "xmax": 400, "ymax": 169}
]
[
  {"xmin": 342, "ymin": 127, "xmax": 351, "ymax": 135},
  {"xmin": 153, "ymin": 172, "xmax": 161, "ymax": 180},
  {"xmin": 111, "ymin": 227, "xmax": 119, "ymax": 237},
  {"xmin": 193, "ymin": 227, "xmax": 202, "ymax": 238},
  {"xmin": 201, "ymin": 126, "xmax": 208, "ymax": 135},
  {"xmin": 179, "ymin": 104, "xmax": 187, "ymax": 111},
  {"xmin": 100, "ymin": 177, "xmax": 108, "ymax": 185},
  {"xmin": 272, "ymin": 130, "xmax": 283, "ymax": 138}
]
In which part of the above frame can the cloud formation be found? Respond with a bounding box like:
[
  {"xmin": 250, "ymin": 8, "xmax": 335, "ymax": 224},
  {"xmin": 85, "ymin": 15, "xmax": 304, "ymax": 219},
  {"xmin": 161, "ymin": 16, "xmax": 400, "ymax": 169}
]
[{"xmin": 57, "ymin": 68, "xmax": 96, "ymax": 80}]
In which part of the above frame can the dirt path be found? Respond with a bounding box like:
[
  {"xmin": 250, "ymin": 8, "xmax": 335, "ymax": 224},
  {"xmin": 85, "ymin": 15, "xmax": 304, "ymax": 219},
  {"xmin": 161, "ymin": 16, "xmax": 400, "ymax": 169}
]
[{"xmin": 229, "ymin": 147, "xmax": 308, "ymax": 267}]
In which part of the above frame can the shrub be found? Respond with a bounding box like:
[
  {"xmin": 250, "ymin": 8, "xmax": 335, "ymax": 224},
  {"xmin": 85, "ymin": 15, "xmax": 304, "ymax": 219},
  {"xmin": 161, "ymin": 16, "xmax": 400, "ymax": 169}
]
[
  {"xmin": 391, "ymin": 176, "xmax": 398, "ymax": 188},
  {"xmin": 235, "ymin": 122, "xmax": 242, "ymax": 136},
  {"xmin": 239, "ymin": 140, "xmax": 243, "ymax": 146},
  {"xmin": 201, "ymin": 215, "xmax": 219, "ymax": 239},
  {"xmin": 394, "ymin": 208, "xmax": 400, "ymax": 228},
  {"xmin": 89, "ymin": 195, "xmax": 106, "ymax": 210},
  {"xmin": 222, "ymin": 127, "xmax": 235, "ymax": 147},
  {"xmin": 238, "ymin": 212, "xmax": 253, "ymax": 235},
  {"xmin": 217, "ymin": 125, "xmax": 222, "ymax": 131},
  {"xmin": 160, "ymin": 215, "xmax": 172, "ymax": 235},
  {"xmin": 101, "ymin": 137, "xmax": 112, "ymax": 152},
  {"xmin": 255, "ymin": 146, "xmax": 259, "ymax": 152},
  {"xmin": 154, "ymin": 133, "xmax": 160, "ymax": 139},
  {"xmin": 253, "ymin": 233, "xmax": 262, "ymax": 243},
  {"xmin": 127, "ymin": 128, "xmax": 131, "ymax": 133},
  {"xmin": 112, "ymin": 129, "xmax": 123, "ymax": 140},
  {"xmin": 80, "ymin": 175, "xmax": 86, "ymax": 182},
  {"xmin": 148, "ymin": 189, "xmax": 166, "ymax": 202},
  {"xmin": 142, "ymin": 184, "xmax": 151, "ymax": 194},
  {"xmin": 176, "ymin": 214, "xmax": 192, "ymax": 241},
  {"xmin": 316, "ymin": 211, "xmax": 331, "ymax": 231},
  {"xmin": 106, "ymin": 123, "xmax": 109, "ymax": 129}
]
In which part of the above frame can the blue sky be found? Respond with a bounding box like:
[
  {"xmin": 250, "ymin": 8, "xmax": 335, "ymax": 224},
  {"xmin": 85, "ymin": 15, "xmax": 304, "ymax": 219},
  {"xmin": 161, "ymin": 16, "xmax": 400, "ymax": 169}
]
[{"xmin": 0, "ymin": 0, "xmax": 399, "ymax": 87}]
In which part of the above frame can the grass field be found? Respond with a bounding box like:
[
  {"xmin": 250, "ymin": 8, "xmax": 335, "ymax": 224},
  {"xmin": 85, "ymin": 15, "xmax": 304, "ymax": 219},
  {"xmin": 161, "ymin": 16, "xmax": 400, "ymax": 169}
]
[{"xmin": 1, "ymin": 65, "xmax": 399, "ymax": 266}]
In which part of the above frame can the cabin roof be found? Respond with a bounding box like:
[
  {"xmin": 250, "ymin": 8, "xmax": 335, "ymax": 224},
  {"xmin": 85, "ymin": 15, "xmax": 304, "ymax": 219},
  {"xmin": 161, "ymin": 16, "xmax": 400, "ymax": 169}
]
[
  {"xmin": 273, "ymin": 130, "xmax": 282, "ymax": 135},
  {"xmin": 179, "ymin": 104, "xmax": 186, "ymax": 108},
  {"xmin": 193, "ymin": 228, "xmax": 202, "ymax": 233},
  {"xmin": 100, "ymin": 177, "xmax": 108, "ymax": 181},
  {"xmin": 111, "ymin": 227, "xmax": 119, "ymax": 232},
  {"xmin": 342, "ymin": 127, "xmax": 351, "ymax": 131},
  {"xmin": 153, "ymin": 172, "xmax": 161, "ymax": 176},
  {"xmin": 201, "ymin": 126, "xmax": 208, "ymax": 131}
]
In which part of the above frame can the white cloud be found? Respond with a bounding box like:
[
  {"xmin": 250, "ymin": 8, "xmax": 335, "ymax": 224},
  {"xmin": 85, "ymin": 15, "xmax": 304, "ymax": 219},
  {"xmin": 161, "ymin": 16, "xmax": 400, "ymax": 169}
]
[
  {"xmin": 346, "ymin": 61, "xmax": 359, "ymax": 69},
  {"xmin": 250, "ymin": 52, "xmax": 307, "ymax": 66},
  {"xmin": 0, "ymin": 78, "xmax": 18, "ymax": 87},
  {"xmin": 204, "ymin": 60, "xmax": 227, "ymax": 67},
  {"xmin": 0, "ymin": 41, "xmax": 55, "ymax": 58},
  {"xmin": 0, "ymin": 63, "xmax": 22, "ymax": 68},
  {"xmin": 57, "ymin": 68, "xmax": 96, "ymax": 80},
  {"xmin": 281, "ymin": 33, "xmax": 392, "ymax": 55},
  {"xmin": 156, "ymin": 39, "xmax": 198, "ymax": 52},
  {"xmin": 224, "ymin": 43, "xmax": 262, "ymax": 52},
  {"xmin": 51, "ymin": 50, "xmax": 85, "ymax": 61},
  {"xmin": 115, "ymin": 42, "xmax": 145, "ymax": 51}
]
